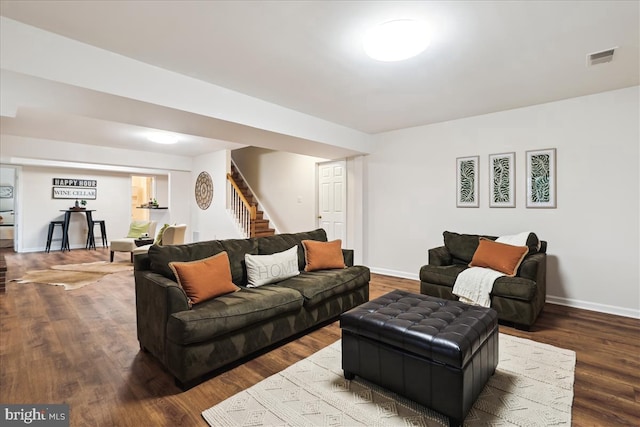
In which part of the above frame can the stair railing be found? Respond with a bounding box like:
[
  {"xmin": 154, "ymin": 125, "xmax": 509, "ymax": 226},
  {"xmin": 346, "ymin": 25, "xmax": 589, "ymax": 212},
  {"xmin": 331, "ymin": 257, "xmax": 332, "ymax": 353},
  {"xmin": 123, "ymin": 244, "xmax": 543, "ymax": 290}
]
[{"xmin": 226, "ymin": 173, "xmax": 256, "ymax": 238}]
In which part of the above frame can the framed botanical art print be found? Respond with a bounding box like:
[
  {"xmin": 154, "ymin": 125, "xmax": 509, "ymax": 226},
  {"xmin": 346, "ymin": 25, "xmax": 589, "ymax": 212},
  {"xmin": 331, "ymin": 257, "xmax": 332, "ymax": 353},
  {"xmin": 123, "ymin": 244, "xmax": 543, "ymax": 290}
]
[
  {"xmin": 526, "ymin": 148, "xmax": 556, "ymax": 208},
  {"xmin": 456, "ymin": 156, "xmax": 479, "ymax": 207},
  {"xmin": 489, "ymin": 152, "xmax": 515, "ymax": 208}
]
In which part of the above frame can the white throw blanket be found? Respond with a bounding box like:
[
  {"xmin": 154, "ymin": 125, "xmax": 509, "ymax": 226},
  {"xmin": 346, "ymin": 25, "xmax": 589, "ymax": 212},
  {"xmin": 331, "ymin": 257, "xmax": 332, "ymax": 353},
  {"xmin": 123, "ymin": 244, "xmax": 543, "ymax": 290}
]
[
  {"xmin": 495, "ymin": 231, "xmax": 532, "ymax": 248},
  {"xmin": 452, "ymin": 232, "xmax": 532, "ymax": 307},
  {"xmin": 453, "ymin": 267, "xmax": 505, "ymax": 307}
]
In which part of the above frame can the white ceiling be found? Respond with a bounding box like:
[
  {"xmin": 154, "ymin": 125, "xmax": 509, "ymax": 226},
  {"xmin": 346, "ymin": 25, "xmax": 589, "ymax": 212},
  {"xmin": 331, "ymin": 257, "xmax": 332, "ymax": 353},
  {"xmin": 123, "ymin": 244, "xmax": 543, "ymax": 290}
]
[{"xmin": 1, "ymin": 1, "xmax": 638, "ymax": 156}]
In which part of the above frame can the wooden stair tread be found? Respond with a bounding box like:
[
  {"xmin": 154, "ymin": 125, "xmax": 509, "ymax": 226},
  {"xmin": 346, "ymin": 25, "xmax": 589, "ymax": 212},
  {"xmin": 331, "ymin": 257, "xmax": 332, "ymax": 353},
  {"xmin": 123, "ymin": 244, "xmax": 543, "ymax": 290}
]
[{"xmin": 252, "ymin": 229, "xmax": 275, "ymax": 237}]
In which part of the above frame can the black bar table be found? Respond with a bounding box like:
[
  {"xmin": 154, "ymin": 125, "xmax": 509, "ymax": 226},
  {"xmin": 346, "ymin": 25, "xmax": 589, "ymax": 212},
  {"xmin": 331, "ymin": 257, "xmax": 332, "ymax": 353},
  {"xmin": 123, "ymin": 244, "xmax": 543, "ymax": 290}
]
[{"xmin": 60, "ymin": 209, "xmax": 95, "ymax": 252}]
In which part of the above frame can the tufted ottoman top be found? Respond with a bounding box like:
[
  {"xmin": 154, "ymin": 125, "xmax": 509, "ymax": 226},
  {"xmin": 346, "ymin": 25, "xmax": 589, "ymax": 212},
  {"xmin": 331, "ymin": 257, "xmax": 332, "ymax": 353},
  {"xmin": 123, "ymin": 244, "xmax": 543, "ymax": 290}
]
[{"xmin": 340, "ymin": 290, "xmax": 498, "ymax": 369}]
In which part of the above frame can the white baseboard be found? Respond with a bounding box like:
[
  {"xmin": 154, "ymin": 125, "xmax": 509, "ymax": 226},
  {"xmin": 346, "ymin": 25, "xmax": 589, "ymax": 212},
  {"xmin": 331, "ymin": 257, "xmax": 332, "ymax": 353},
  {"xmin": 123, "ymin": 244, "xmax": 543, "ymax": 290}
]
[
  {"xmin": 545, "ymin": 295, "xmax": 640, "ymax": 319},
  {"xmin": 369, "ymin": 267, "xmax": 419, "ymax": 281},
  {"xmin": 369, "ymin": 267, "xmax": 640, "ymax": 320}
]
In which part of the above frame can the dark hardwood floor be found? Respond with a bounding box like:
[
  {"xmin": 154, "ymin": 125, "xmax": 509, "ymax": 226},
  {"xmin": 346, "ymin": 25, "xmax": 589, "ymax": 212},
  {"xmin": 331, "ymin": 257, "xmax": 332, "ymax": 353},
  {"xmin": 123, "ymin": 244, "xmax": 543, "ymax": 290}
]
[{"xmin": 1, "ymin": 248, "xmax": 638, "ymax": 426}]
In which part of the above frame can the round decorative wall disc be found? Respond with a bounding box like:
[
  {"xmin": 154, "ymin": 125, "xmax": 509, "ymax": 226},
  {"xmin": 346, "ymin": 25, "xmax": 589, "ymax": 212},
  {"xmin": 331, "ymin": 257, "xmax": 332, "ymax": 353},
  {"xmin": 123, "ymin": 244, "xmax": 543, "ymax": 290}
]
[{"xmin": 195, "ymin": 171, "xmax": 213, "ymax": 210}]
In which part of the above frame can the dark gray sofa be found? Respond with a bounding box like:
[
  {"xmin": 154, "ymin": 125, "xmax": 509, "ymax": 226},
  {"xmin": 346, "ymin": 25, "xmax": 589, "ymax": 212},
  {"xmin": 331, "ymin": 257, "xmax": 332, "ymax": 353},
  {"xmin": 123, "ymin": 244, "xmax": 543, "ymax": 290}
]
[
  {"xmin": 419, "ymin": 231, "xmax": 546, "ymax": 330},
  {"xmin": 134, "ymin": 228, "xmax": 370, "ymax": 388}
]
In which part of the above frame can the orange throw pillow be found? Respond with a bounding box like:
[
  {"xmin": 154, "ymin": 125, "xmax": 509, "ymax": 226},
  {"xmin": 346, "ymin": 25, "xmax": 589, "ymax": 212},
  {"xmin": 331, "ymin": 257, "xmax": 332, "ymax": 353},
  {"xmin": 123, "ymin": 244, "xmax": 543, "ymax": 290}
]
[
  {"xmin": 469, "ymin": 238, "xmax": 528, "ymax": 277},
  {"xmin": 302, "ymin": 239, "xmax": 346, "ymax": 272},
  {"xmin": 169, "ymin": 252, "xmax": 240, "ymax": 306}
]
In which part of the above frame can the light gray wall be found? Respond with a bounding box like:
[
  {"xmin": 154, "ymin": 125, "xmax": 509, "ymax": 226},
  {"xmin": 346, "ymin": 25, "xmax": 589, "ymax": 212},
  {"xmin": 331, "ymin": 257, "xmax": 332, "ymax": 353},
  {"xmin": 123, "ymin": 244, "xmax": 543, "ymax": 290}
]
[
  {"xmin": 20, "ymin": 166, "xmax": 131, "ymax": 251},
  {"xmin": 366, "ymin": 86, "xmax": 639, "ymax": 318},
  {"xmin": 191, "ymin": 149, "xmax": 242, "ymax": 241}
]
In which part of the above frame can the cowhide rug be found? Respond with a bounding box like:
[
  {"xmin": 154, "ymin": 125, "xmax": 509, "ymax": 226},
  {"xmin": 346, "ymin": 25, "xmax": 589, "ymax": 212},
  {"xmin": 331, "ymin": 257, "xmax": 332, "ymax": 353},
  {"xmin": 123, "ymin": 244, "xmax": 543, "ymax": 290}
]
[{"xmin": 12, "ymin": 261, "xmax": 133, "ymax": 290}]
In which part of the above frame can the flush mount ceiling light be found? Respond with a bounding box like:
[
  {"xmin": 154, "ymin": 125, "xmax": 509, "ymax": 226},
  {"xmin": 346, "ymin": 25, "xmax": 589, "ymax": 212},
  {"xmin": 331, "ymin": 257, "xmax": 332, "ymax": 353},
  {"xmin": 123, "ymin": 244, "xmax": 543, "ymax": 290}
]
[
  {"xmin": 363, "ymin": 19, "xmax": 430, "ymax": 62},
  {"xmin": 147, "ymin": 132, "xmax": 179, "ymax": 145}
]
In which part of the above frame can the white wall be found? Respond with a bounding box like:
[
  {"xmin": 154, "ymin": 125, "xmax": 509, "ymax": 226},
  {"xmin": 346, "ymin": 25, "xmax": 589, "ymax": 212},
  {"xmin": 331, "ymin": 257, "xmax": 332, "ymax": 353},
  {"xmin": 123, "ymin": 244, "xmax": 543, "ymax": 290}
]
[
  {"xmin": 366, "ymin": 86, "xmax": 640, "ymax": 318},
  {"xmin": 168, "ymin": 171, "xmax": 192, "ymax": 240},
  {"xmin": 191, "ymin": 149, "xmax": 242, "ymax": 241},
  {"xmin": 232, "ymin": 147, "xmax": 327, "ymax": 234}
]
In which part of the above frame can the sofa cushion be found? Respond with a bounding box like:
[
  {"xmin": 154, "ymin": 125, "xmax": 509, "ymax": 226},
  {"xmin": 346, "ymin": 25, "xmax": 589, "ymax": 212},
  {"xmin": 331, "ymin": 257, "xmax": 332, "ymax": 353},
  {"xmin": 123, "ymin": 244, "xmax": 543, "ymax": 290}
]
[
  {"xmin": 302, "ymin": 239, "xmax": 345, "ymax": 272},
  {"xmin": 148, "ymin": 239, "xmax": 259, "ymax": 285},
  {"xmin": 274, "ymin": 266, "xmax": 370, "ymax": 307},
  {"xmin": 169, "ymin": 252, "xmax": 240, "ymax": 306},
  {"xmin": 443, "ymin": 231, "xmax": 542, "ymax": 265},
  {"xmin": 443, "ymin": 231, "xmax": 482, "ymax": 264},
  {"xmin": 220, "ymin": 238, "xmax": 259, "ymax": 285},
  {"xmin": 421, "ymin": 265, "xmax": 537, "ymax": 302},
  {"xmin": 493, "ymin": 277, "xmax": 537, "ymax": 301},
  {"xmin": 257, "ymin": 228, "xmax": 327, "ymax": 271},
  {"xmin": 245, "ymin": 246, "xmax": 299, "ymax": 287},
  {"xmin": 469, "ymin": 238, "xmax": 529, "ymax": 277},
  {"xmin": 149, "ymin": 240, "xmax": 225, "ymax": 281},
  {"xmin": 166, "ymin": 286, "xmax": 304, "ymax": 345}
]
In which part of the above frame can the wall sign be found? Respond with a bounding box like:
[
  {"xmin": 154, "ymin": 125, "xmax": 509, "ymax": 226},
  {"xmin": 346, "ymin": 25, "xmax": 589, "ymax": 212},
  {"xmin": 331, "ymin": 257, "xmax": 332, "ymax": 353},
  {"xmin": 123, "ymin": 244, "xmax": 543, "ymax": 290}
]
[
  {"xmin": 0, "ymin": 186, "xmax": 13, "ymax": 199},
  {"xmin": 52, "ymin": 178, "xmax": 97, "ymax": 187},
  {"xmin": 52, "ymin": 187, "xmax": 97, "ymax": 200},
  {"xmin": 52, "ymin": 178, "xmax": 98, "ymax": 199}
]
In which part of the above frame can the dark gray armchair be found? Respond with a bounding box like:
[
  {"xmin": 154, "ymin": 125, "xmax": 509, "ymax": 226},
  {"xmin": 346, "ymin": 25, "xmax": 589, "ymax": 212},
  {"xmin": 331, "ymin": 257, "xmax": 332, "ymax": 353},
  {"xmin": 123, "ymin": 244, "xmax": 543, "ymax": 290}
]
[{"xmin": 419, "ymin": 231, "xmax": 547, "ymax": 330}]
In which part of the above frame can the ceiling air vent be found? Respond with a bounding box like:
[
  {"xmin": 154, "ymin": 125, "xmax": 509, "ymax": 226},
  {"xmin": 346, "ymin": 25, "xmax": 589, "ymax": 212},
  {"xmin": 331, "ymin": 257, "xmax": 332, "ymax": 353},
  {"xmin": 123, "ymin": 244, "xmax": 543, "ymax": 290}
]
[{"xmin": 587, "ymin": 48, "xmax": 616, "ymax": 66}]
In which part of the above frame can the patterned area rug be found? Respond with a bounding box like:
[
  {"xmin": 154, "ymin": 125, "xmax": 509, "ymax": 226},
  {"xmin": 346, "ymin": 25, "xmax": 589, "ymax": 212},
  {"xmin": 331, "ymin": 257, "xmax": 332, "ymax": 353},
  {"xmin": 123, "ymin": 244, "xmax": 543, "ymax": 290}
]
[
  {"xmin": 202, "ymin": 334, "xmax": 575, "ymax": 426},
  {"xmin": 12, "ymin": 261, "xmax": 133, "ymax": 290}
]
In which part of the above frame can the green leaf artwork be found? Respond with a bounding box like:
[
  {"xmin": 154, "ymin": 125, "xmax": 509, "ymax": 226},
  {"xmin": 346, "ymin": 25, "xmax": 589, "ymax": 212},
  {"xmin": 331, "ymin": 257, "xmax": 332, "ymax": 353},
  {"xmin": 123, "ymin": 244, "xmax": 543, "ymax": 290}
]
[
  {"xmin": 492, "ymin": 157, "xmax": 511, "ymax": 203},
  {"xmin": 530, "ymin": 154, "xmax": 550, "ymax": 203},
  {"xmin": 459, "ymin": 160, "xmax": 476, "ymax": 203}
]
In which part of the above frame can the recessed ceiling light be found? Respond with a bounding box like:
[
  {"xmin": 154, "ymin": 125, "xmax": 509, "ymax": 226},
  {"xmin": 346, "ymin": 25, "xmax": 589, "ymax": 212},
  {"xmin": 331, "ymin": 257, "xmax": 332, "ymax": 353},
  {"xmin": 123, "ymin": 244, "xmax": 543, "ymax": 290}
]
[
  {"xmin": 363, "ymin": 19, "xmax": 430, "ymax": 62},
  {"xmin": 147, "ymin": 132, "xmax": 179, "ymax": 145}
]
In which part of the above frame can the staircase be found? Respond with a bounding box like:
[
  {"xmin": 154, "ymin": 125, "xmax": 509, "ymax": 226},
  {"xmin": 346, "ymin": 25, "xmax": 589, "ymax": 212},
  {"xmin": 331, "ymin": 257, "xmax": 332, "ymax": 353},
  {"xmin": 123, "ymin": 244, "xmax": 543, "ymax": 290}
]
[{"xmin": 227, "ymin": 164, "xmax": 275, "ymax": 238}]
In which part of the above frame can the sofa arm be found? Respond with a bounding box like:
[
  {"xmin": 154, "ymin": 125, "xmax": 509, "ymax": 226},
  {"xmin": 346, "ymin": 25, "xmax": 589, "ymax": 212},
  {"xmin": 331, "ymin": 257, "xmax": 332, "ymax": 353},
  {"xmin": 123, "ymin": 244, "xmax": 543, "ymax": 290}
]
[
  {"xmin": 133, "ymin": 251, "xmax": 151, "ymax": 271},
  {"xmin": 342, "ymin": 249, "xmax": 354, "ymax": 267},
  {"xmin": 134, "ymin": 270, "xmax": 190, "ymax": 362},
  {"xmin": 428, "ymin": 246, "xmax": 452, "ymax": 266}
]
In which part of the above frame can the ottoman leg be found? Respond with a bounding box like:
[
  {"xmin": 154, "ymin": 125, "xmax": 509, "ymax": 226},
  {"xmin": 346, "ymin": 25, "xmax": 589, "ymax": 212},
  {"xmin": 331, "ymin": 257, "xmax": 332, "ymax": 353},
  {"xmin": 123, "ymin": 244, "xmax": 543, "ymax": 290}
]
[{"xmin": 344, "ymin": 371, "xmax": 355, "ymax": 380}]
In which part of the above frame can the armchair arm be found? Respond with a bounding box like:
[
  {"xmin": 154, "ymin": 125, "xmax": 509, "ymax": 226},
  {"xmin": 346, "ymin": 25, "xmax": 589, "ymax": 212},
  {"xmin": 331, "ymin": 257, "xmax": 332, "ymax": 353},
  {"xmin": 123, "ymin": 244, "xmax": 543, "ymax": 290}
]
[
  {"xmin": 428, "ymin": 246, "xmax": 453, "ymax": 266},
  {"xmin": 342, "ymin": 249, "xmax": 354, "ymax": 267},
  {"xmin": 518, "ymin": 252, "xmax": 546, "ymax": 282}
]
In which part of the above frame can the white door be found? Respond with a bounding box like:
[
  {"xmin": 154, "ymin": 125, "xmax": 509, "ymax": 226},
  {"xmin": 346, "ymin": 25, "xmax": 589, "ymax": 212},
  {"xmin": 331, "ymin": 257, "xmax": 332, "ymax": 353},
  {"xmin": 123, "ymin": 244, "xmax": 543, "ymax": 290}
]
[{"xmin": 317, "ymin": 161, "xmax": 346, "ymax": 245}]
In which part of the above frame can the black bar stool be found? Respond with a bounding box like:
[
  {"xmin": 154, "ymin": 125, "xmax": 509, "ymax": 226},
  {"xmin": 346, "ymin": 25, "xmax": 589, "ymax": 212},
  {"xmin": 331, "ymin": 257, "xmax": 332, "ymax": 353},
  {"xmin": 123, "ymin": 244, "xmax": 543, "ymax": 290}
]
[
  {"xmin": 86, "ymin": 220, "xmax": 108, "ymax": 249},
  {"xmin": 46, "ymin": 220, "xmax": 68, "ymax": 252}
]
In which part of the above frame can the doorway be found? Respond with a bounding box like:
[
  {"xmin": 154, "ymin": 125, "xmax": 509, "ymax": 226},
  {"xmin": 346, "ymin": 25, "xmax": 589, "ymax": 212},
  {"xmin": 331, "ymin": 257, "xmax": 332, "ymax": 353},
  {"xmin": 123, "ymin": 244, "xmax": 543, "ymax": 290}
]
[
  {"xmin": 131, "ymin": 176, "xmax": 155, "ymax": 221},
  {"xmin": 0, "ymin": 166, "xmax": 17, "ymax": 249},
  {"xmin": 317, "ymin": 160, "xmax": 347, "ymax": 245}
]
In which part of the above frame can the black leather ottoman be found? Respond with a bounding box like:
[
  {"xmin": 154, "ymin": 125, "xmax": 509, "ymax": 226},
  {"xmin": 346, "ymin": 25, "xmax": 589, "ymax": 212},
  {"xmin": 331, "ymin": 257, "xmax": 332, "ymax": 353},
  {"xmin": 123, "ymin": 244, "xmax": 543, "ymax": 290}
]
[{"xmin": 340, "ymin": 289, "xmax": 499, "ymax": 427}]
